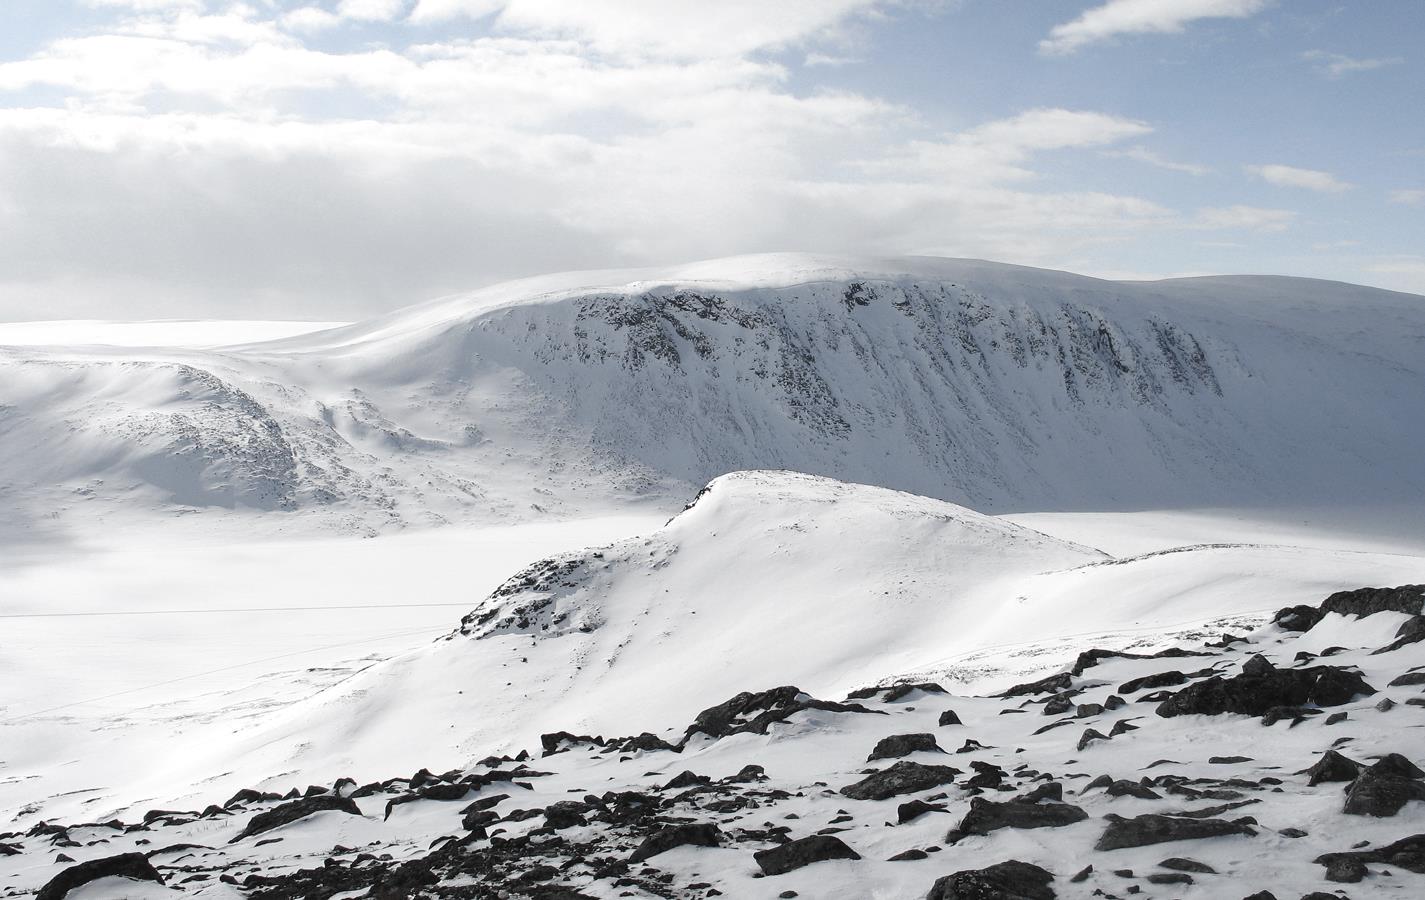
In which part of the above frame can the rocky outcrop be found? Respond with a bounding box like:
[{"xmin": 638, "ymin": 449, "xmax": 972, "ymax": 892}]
[
  {"xmin": 683, "ymin": 686, "xmax": 882, "ymax": 742},
  {"xmin": 1156, "ymin": 658, "xmax": 1374, "ymax": 718},
  {"xmin": 230, "ymin": 795, "xmax": 362, "ymax": 843},
  {"xmin": 955, "ymin": 796, "xmax": 1089, "ymax": 836},
  {"xmin": 753, "ymin": 834, "xmax": 860, "ymax": 875},
  {"xmin": 925, "ymin": 860, "xmax": 1056, "ymax": 900},
  {"xmin": 841, "ymin": 761, "xmax": 961, "ymax": 801},
  {"xmin": 869, "ymin": 733, "xmax": 945, "ymax": 761},
  {"xmin": 1094, "ymin": 814, "xmax": 1255, "ymax": 851},
  {"xmin": 36, "ymin": 853, "xmax": 164, "ymax": 900}
]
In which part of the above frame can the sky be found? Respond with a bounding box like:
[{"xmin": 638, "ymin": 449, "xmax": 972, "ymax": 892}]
[{"xmin": 0, "ymin": 0, "xmax": 1421, "ymax": 320}]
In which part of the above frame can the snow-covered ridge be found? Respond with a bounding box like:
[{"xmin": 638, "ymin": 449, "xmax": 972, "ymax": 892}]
[
  {"xmin": 3, "ymin": 254, "xmax": 1423, "ymax": 535},
  {"xmin": 143, "ymin": 470, "xmax": 1425, "ymax": 807}
]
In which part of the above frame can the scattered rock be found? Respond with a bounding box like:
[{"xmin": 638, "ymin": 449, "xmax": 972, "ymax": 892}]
[
  {"xmin": 925, "ymin": 859, "xmax": 1056, "ymax": 900},
  {"xmin": 36, "ymin": 853, "xmax": 165, "ymax": 900},
  {"xmin": 1105, "ymin": 780, "xmax": 1161, "ymax": 800},
  {"xmin": 627, "ymin": 823, "xmax": 722, "ymax": 862},
  {"xmin": 1343, "ymin": 756, "xmax": 1425, "ymax": 817},
  {"xmin": 1304, "ymin": 749, "xmax": 1361, "ymax": 786},
  {"xmin": 1322, "ymin": 855, "xmax": 1367, "ymax": 883},
  {"xmin": 1156, "ymin": 659, "xmax": 1375, "ymax": 718},
  {"xmin": 685, "ymin": 686, "xmax": 882, "ymax": 742},
  {"xmin": 899, "ymin": 799, "xmax": 948, "ymax": 824},
  {"xmin": 753, "ymin": 834, "xmax": 860, "ymax": 875},
  {"xmin": 842, "ymin": 761, "xmax": 960, "ymax": 801},
  {"xmin": 1000, "ymin": 673, "xmax": 1073, "ymax": 698},
  {"xmin": 230, "ymin": 795, "xmax": 362, "ymax": 843},
  {"xmin": 849, "ymin": 682, "xmax": 947, "ymax": 702},
  {"xmin": 956, "ymin": 796, "xmax": 1088, "ymax": 836},
  {"xmin": 1118, "ymin": 671, "xmax": 1187, "ymax": 694},
  {"xmin": 1095, "ymin": 814, "xmax": 1256, "ymax": 851},
  {"xmin": 1315, "ymin": 833, "xmax": 1425, "ymax": 876},
  {"xmin": 1159, "ymin": 857, "xmax": 1215, "ymax": 873},
  {"xmin": 1321, "ymin": 584, "xmax": 1424, "ymax": 618},
  {"xmin": 870, "ymin": 733, "xmax": 945, "ymax": 761}
]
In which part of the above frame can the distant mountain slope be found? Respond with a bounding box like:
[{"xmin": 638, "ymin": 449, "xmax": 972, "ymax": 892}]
[{"xmin": 3, "ymin": 254, "xmax": 1423, "ymax": 533}]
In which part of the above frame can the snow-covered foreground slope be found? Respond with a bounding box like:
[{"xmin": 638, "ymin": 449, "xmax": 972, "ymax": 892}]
[
  {"xmin": 7, "ymin": 554, "xmax": 1425, "ymax": 899},
  {"xmin": 81, "ymin": 472, "xmax": 1413, "ymax": 818},
  {"xmin": 3, "ymin": 254, "xmax": 1424, "ymax": 539}
]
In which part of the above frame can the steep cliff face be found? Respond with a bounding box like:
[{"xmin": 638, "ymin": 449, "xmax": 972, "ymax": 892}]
[
  {"xmin": 3, "ymin": 255, "xmax": 1422, "ymax": 531},
  {"xmin": 436, "ymin": 276, "xmax": 1238, "ymax": 509}
]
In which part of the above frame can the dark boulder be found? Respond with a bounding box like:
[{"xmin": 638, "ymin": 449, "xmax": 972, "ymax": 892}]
[
  {"xmin": 1323, "ymin": 856, "xmax": 1367, "ymax": 882},
  {"xmin": 1071, "ymin": 646, "xmax": 1208, "ymax": 676},
  {"xmin": 542, "ymin": 800, "xmax": 589, "ymax": 829},
  {"xmin": 627, "ymin": 822, "xmax": 722, "ymax": 862},
  {"xmin": 1272, "ymin": 605, "xmax": 1324, "ymax": 632},
  {"xmin": 1388, "ymin": 671, "xmax": 1425, "ymax": 687},
  {"xmin": 1156, "ymin": 660, "xmax": 1374, "ymax": 718},
  {"xmin": 939, "ymin": 709, "xmax": 963, "ymax": 726},
  {"xmin": 753, "ymin": 834, "xmax": 860, "ymax": 875},
  {"xmin": 1304, "ymin": 750, "xmax": 1361, "ymax": 786},
  {"xmin": 1159, "ymin": 857, "xmax": 1216, "ymax": 873},
  {"xmin": 849, "ymin": 682, "xmax": 947, "ymax": 702},
  {"xmin": 1094, "ymin": 814, "xmax": 1255, "ymax": 851},
  {"xmin": 230, "ymin": 795, "xmax": 361, "ymax": 843},
  {"xmin": 684, "ymin": 686, "xmax": 882, "ymax": 742},
  {"xmin": 899, "ymin": 799, "xmax": 948, "ymax": 823},
  {"xmin": 1315, "ymin": 832, "xmax": 1425, "ymax": 875},
  {"xmin": 1321, "ymin": 584, "xmax": 1424, "ymax": 618},
  {"xmin": 1118, "ymin": 671, "xmax": 1187, "ymax": 694},
  {"xmin": 956, "ymin": 796, "xmax": 1088, "ymax": 836},
  {"xmin": 36, "ymin": 853, "xmax": 164, "ymax": 900},
  {"xmin": 870, "ymin": 733, "xmax": 945, "ymax": 761},
  {"xmin": 925, "ymin": 859, "xmax": 1055, "ymax": 899},
  {"xmin": 1148, "ymin": 873, "xmax": 1193, "ymax": 885},
  {"xmin": 1105, "ymin": 780, "xmax": 1161, "ymax": 800},
  {"xmin": 1000, "ymin": 673, "xmax": 1073, "ymax": 698},
  {"xmin": 1375, "ymin": 616, "xmax": 1425, "ymax": 654},
  {"xmin": 1343, "ymin": 758, "xmax": 1425, "ymax": 817},
  {"xmin": 842, "ymin": 761, "xmax": 960, "ymax": 801},
  {"xmin": 660, "ymin": 770, "xmax": 711, "ymax": 791}
]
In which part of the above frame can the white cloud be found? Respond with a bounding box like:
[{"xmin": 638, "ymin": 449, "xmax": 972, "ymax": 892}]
[
  {"xmin": 1311, "ymin": 240, "xmax": 1362, "ymax": 251},
  {"xmin": 1389, "ymin": 189, "xmax": 1425, "ymax": 206},
  {"xmin": 0, "ymin": 0, "xmax": 1338, "ymax": 319},
  {"xmin": 85, "ymin": 0, "xmax": 203, "ymax": 9},
  {"xmin": 281, "ymin": 7, "xmax": 342, "ymax": 32},
  {"xmin": 1040, "ymin": 0, "xmax": 1270, "ymax": 56},
  {"xmin": 411, "ymin": 0, "xmax": 893, "ymax": 59},
  {"xmin": 1363, "ymin": 257, "xmax": 1425, "ymax": 295},
  {"xmin": 879, "ymin": 108, "xmax": 1153, "ymax": 183},
  {"xmin": 1246, "ymin": 163, "xmax": 1351, "ymax": 193},
  {"xmin": 1194, "ymin": 205, "xmax": 1295, "ymax": 231},
  {"xmin": 1102, "ymin": 145, "xmax": 1212, "ymax": 175},
  {"xmin": 1302, "ymin": 50, "xmax": 1404, "ymax": 78},
  {"xmin": 407, "ymin": 0, "xmax": 506, "ymax": 24}
]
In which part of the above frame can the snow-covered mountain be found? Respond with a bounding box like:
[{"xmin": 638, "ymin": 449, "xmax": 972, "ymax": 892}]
[
  {"xmin": 4, "ymin": 254, "xmax": 1423, "ymax": 538},
  {"xmin": 7, "ymin": 473, "xmax": 1425, "ymax": 899},
  {"xmin": 114, "ymin": 471, "xmax": 1424, "ymax": 811}
]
